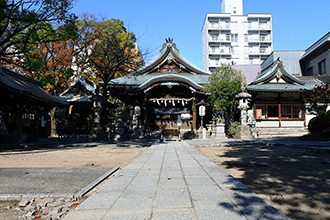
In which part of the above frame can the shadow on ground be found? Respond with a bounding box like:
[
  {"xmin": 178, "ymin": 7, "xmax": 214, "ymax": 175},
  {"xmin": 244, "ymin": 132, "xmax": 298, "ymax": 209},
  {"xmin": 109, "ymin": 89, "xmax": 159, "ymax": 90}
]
[
  {"xmin": 216, "ymin": 143, "xmax": 330, "ymax": 220},
  {"xmin": 0, "ymin": 137, "xmax": 156, "ymax": 155}
]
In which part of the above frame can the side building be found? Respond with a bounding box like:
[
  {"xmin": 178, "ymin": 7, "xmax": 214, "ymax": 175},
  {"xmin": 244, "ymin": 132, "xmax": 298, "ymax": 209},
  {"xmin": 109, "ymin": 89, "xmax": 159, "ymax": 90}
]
[
  {"xmin": 202, "ymin": 0, "xmax": 273, "ymax": 77},
  {"xmin": 300, "ymin": 31, "xmax": 330, "ymax": 83}
]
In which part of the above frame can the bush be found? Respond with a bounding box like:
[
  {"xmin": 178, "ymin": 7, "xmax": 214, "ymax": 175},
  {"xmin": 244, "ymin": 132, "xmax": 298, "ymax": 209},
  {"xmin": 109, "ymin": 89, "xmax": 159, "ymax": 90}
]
[
  {"xmin": 227, "ymin": 121, "xmax": 240, "ymax": 138},
  {"xmin": 308, "ymin": 110, "xmax": 330, "ymax": 134}
]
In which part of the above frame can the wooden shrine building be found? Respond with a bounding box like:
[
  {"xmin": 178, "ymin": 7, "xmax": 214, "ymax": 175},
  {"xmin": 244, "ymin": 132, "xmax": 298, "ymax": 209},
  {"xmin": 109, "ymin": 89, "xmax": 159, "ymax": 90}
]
[
  {"xmin": 58, "ymin": 76, "xmax": 96, "ymax": 136},
  {"xmin": 58, "ymin": 76, "xmax": 117, "ymax": 136},
  {"xmin": 246, "ymin": 59, "xmax": 322, "ymax": 133},
  {"xmin": 0, "ymin": 66, "xmax": 67, "ymax": 143},
  {"xmin": 109, "ymin": 38, "xmax": 212, "ymax": 138}
]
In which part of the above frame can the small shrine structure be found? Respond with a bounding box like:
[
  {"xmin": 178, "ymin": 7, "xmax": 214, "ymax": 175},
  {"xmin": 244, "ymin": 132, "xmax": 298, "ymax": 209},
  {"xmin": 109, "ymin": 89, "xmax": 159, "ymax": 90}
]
[
  {"xmin": 246, "ymin": 58, "xmax": 322, "ymax": 134},
  {"xmin": 58, "ymin": 76, "xmax": 96, "ymax": 136},
  {"xmin": 0, "ymin": 66, "xmax": 67, "ymax": 143},
  {"xmin": 58, "ymin": 76, "xmax": 116, "ymax": 136},
  {"xmin": 109, "ymin": 38, "xmax": 212, "ymax": 139}
]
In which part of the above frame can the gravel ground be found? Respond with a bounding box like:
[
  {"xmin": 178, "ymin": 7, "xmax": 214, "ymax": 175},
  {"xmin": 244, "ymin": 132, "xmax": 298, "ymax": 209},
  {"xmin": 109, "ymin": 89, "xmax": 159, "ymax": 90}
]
[{"xmin": 0, "ymin": 141, "xmax": 150, "ymax": 220}]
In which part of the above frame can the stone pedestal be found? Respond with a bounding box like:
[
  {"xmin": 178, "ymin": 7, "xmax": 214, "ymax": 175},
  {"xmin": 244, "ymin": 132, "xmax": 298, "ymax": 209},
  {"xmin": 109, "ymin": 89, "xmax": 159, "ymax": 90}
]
[
  {"xmin": 216, "ymin": 123, "xmax": 226, "ymax": 138},
  {"xmin": 234, "ymin": 89, "xmax": 253, "ymax": 139},
  {"xmin": 88, "ymin": 93, "xmax": 107, "ymax": 142},
  {"xmin": 88, "ymin": 127, "xmax": 107, "ymax": 142},
  {"xmin": 234, "ymin": 124, "xmax": 253, "ymax": 139},
  {"xmin": 114, "ymin": 112, "xmax": 127, "ymax": 141},
  {"xmin": 202, "ymin": 127, "xmax": 207, "ymax": 139}
]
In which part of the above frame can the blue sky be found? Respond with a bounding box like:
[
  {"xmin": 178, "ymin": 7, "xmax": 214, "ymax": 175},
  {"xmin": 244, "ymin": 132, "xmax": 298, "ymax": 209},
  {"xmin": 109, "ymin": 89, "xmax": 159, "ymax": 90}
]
[{"xmin": 72, "ymin": 0, "xmax": 330, "ymax": 69}]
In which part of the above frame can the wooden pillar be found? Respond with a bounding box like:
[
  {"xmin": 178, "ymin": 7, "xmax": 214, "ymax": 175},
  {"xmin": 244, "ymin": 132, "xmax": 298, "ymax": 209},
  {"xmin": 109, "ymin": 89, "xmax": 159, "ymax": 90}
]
[
  {"xmin": 35, "ymin": 108, "xmax": 40, "ymax": 141},
  {"xmin": 144, "ymin": 94, "xmax": 148, "ymax": 131},
  {"xmin": 192, "ymin": 97, "xmax": 197, "ymax": 130},
  {"xmin": 278, "ymin": 92, "xmax": 281, "ymax": 127},
  {"xmin": 17, "ymin": 106, "xmax": 23, "ymax": 143}
]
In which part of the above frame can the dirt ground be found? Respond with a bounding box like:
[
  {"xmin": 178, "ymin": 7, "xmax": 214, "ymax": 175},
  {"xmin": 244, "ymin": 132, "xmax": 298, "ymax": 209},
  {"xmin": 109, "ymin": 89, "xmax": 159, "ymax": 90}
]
[
  {"xmin": 196, "ymin": 144, "xmax": 330, "ymax": 220},
  {"xmin": 0, "ymin": 142, "xmax": 149, "ymax": 220},
  {"xmin": 1, "ymin": 141, "xmax": 330, "ymax": 220}
]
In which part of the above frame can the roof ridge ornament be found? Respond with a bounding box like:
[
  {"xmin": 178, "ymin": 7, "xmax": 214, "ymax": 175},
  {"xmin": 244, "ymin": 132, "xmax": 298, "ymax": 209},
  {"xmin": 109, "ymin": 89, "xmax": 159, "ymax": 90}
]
[
  {"xmin": 162, "ymin": 37, "xmax": 178, "ymax": 51},
  {"xmin": 166, "ymin": 37, "xmax": 173, "ymax": 45}
]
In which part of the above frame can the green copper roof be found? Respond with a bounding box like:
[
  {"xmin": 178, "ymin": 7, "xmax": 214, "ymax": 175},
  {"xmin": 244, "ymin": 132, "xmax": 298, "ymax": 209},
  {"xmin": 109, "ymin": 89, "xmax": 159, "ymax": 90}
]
[
  {"xmin": 247, "ymin": 59, "xmax": 322, "ymax": 92},
  {"xmin": 110, "ymin": 38, "xmax": 210, "ymax": 91}
]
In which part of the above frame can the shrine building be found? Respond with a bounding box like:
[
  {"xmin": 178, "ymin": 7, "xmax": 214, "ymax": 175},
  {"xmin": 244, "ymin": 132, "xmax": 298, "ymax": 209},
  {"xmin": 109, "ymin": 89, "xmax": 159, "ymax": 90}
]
[
  {"xmin": 246, "ymin": 58, "xmax": 322, "ymax": 135},
  {"xmin": 109, "ymin": 38, "xmax": 213, "ymax": 138}
]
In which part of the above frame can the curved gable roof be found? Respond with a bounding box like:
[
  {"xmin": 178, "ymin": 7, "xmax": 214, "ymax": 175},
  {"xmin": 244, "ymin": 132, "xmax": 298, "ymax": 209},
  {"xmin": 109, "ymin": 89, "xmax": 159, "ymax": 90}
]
[
  {"xmin": 110, "ymin": 38, "xmax": 210, "ymax": 92},
  {"xmin": 60, "ymin": 75, "xmax": 96, "ymax": 97},
  {"xmin": 134, "ymin": 38, "xmax": 209, "ymax": 76},
  {"xmin": 250, "ymin": 59, "xmax": 305, "ymax": 85},
  {"xmin": 247, "ymin": 59, "xmax": 322, "ymax": 92}
]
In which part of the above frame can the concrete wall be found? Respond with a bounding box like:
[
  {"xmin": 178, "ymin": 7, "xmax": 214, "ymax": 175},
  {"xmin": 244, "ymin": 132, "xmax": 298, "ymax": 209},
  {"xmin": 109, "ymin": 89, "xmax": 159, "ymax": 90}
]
[
  {"xmin": 232, "ymin": 64, "xmax": 261, "ymax": 84},
  {"xmin": 261, "ymin": 51, "xmax": 305, "ymax": 76}
]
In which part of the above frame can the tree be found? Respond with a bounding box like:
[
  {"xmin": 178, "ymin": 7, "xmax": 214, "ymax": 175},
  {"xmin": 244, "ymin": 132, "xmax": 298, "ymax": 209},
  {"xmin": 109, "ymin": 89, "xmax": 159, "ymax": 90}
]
[
  {"xmin": 204, "ymin": 64, "xmax": 246, "ymax": 125},
  {"xmin": 302, "ymin": 83, "xmax": 330, "ymax": 116},
  {"xmin": 3, "ymin": 22, "xmax": 76, "ymax": 96},
  {"xmin": 0, "ymin": 0, "xmax": 77, "ymax": 64},
  {"xmin": 21, "ymin": 38, "xmax": 75, "ymax": 95},
  {"xmin": 74, "ymin": 14, "xmax": 144, "ymax": 115}
]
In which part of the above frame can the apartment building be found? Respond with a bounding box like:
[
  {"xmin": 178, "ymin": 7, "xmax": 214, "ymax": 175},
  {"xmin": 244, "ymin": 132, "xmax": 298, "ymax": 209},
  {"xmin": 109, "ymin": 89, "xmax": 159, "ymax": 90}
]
[{"xmin": 202, "ymin": 0, "xmax": 273, "ymax": 73}]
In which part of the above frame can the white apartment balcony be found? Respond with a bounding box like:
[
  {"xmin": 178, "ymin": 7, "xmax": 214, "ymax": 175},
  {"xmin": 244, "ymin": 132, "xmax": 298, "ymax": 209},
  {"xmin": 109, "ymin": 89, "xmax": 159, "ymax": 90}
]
[
  {"xmin": 209, "ymin": 61, "xmax": 221, "ymax": 67},
  {"xmin": 248, "ymin": 24, "xmax": 272, "ymax": 30},
  {"xmin": 208, "ymin": 36, "xmax": 231, "ymax": 43},
  {"xmin": 208, "ymin": 22, "xmax": 231, "ymax": 30},
  {"xmin": 209, "ymin": 48, "xmax": 220, "ymax": 54},
  {"xmin": 219, "ymin": 48, "xmax": 232, "ymax": 55},
  {"xmin": 249, "ymin": 48, "xmax": 271, "ymax": 55},
  {"xmin": 259, "ymin": 35, "xmax": 272, "ymax": 42},
  {"xmin": 248, "ymin": 36, "xmax": 272, "ymax": 43},
  {"xmin": 209, "ymin": 36, "xmax": 221, "ymax": 42},
  {"xmin": 209, "ymin": 47, "xmax": 233, "ymax": 55}
]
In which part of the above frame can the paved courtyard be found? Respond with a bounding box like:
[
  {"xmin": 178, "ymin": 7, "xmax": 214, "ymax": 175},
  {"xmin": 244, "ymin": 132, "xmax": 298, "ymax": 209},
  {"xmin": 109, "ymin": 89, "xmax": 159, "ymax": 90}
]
[{"xmin": 64, "ymin": 141, "xmax": 289, "ymax": 220}]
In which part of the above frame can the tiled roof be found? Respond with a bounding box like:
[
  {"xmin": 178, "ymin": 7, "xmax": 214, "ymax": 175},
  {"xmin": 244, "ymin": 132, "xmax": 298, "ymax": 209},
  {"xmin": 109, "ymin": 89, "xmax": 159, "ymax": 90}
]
[
  {"xmin": 247, "ymin": 59, "xmax": 322, "ymax": 92},
  {"xmin": 111, "ymin": 73, "xmax": 209, "ymax": 87},
  {"xmin": 60, "ymin": 75, "xmax": 96, "ymax": 96},
  {"xmin": 0, "ymin": 66, "xmax": 67, "ymax": 106},
  {"xmin": 110, "ymin": 39, "xmax": 210, "ymax": 92}
]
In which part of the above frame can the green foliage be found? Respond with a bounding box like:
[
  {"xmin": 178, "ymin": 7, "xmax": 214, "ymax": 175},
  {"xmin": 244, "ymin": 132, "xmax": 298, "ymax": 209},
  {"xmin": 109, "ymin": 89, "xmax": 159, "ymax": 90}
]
[
  {"xmin": 308, "ymin": 110, "xmax": 330, "ymax": 134},
  {"xmin": 227, "ymin": 121, "xmax": 240, "ymax": 138},
  {"xmin": 302, "ymin": 84, "xmax": 330, "ymax": 116},
  {"xmin": 204, "ymin": 64, "xmax": 246, "ymax": 124},
  {"xmin": 74, "ymin": 14, "xmax": 144, "ymax": 99},
  {"xmin": 108, "ymin": 98, "xmax": 125, "ymax": 117},
  {"xmin": 0, "ymin": 0, "xmax": 77, "ymax": 64}
]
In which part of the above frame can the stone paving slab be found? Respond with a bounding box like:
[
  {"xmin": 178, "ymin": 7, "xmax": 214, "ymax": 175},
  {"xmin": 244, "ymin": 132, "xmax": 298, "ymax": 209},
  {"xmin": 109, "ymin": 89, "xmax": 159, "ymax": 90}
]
[{"xmin": 64, "ymin": 141, "xmax": 290, "ymax": 220}]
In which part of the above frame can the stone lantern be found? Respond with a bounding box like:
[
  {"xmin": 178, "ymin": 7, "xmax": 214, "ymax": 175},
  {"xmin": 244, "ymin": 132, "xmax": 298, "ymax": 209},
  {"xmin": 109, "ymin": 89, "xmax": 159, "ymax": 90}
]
[
  {"xmin": 234, "ymin": 89, "xmax": 253, "ymax": 139},
  {"xmin": 88, "ymin": 87, "xmax": 107, "ymax": 142}
]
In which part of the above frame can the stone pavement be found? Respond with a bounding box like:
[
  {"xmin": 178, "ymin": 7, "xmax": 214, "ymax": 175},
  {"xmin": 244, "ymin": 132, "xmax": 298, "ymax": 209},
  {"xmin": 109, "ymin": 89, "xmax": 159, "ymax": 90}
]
[{"xmin": 64, "ymin": 141, "xmax": 290, "ymax": 220}]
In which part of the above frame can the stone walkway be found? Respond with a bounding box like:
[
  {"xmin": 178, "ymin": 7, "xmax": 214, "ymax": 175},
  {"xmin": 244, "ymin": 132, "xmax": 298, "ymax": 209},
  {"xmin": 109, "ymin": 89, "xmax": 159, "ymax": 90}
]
[{"xmin": 64, "ymin": 141, "xmax": 290, "ymax": 220}]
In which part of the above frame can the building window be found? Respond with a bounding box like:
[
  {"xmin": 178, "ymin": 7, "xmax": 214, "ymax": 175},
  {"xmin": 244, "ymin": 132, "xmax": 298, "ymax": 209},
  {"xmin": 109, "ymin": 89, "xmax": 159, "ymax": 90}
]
[
  {"xmin": 226, "ymin": 34, "xmax": 231, "ymax": 41},
  {"xmin": 211, "ymin": 35, "xmax": 218, "ymax": 41},
  {"xmin": 307, "ymin": 67, "xmax": 313, "ymax": 76},
  {"xmin": 256, "ymin": 104, "xmax": 303, "ymax": 120},
  {"xmin": 231, "ymin": 34, "xmax": 238, "ymax": 42},
  {"xmin": 260, "ymin": 46, "xmax": 267, "ymax": 54},
  {"xmin": 318, "ymin": 60, "xmax": 326, "ymax": 75}
]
